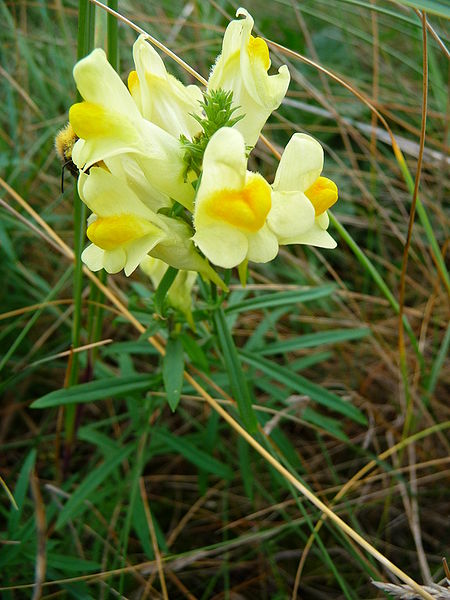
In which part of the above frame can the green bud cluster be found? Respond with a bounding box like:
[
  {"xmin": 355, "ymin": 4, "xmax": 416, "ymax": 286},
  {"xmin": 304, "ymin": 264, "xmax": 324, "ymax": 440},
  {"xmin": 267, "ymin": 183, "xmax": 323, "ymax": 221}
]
[{"xmin": 180, "ymin": 88, "xmax": 244, "ymax": 179}]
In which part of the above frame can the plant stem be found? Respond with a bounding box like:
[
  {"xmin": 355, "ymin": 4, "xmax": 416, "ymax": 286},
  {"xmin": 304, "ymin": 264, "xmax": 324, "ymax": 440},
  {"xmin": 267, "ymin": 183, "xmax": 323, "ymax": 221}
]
[{"xmin": 65, "ymin": 0, "xmax": 96, "ymax": 443}]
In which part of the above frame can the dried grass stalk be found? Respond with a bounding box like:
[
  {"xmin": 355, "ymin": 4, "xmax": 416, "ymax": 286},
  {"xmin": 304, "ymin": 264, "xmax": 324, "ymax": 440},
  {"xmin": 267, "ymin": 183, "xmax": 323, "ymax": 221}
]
[{"xmin": 371, "ymin": 580, "xmax": 450, "ymax": 599}]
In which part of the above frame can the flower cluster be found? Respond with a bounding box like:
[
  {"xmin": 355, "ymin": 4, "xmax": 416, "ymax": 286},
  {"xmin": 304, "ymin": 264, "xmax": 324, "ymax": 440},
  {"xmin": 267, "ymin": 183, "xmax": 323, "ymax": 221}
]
[{"xmin": 59, "ymin": 7, "xmax": 338, "ymax": 306}]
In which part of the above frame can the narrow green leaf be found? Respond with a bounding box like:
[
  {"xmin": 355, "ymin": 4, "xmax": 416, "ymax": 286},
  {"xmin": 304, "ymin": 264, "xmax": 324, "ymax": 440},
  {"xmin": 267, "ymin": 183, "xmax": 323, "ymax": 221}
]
[
  {"xmin": 152, "ymin": 430, "xmax": 234, "ymax": 480},
  {"xmin": 55, "ymin": 445, "xmax": 133, "ymax": 530},
  {"xmin": 154, "ymin": 266, "xmax": 178, "ymax": 315},
  {"xmin": 138, "ymin": 319, "xmax": 163, "ymax": 340},
  {"xmin": 163, "ymin": 337, "xmax": 185, "ymax": 411},
  {"xmin": 290, "ymin": 351, "xmax": 332, "ymax": 371},
  {"xmin": 258, "ymin": 328, "xmax": 371, "ymax": 356},
  {"xmin": 179, "ymin": 332, "xmax": 210, "ymax": 372},
  {"xmin": 44, "ymin": 554, "xmax": 101, "ymax": 572},
  {"xmin": 302, "ymin": 408, "xmax": 349, "ymax": 441},
  {"xmin": 103, "ymin": 340, "xmax": 160, "ymax": 356},
  {"xmin": 240, "ymin": 350, "xmax": 367, "ymax": 425},
  {"xmin": 31, "ymin": 374, "xmax": 157, "ymax": 408},
  {"xmin": 213, "ymin": 306, "xmax": 258, "ymax": 432},
  {"xmin": 8, "ymin": 449, "xmax": 36, "ymax": 535},
  {"xmin": 396, "ymin": 0, "xmax": 450, "ymax": 18},
  {"xmin": 244, "ymin": 307, "xmax": 288, "ymax": 352},
  {"xmin": 77, "ymin": 426, "xmax": 119, "ymax": 453},
  {"xmin": 225, "ymin": 285, "xmax": 335, "ymax": 314},
  {"xmin": 426, "ymin": 323, "xmax": 450, "ymax": 396},
  {"xmin": 255, "ymin": 377, "xmax": 347, "ymax": 440},
  {"xmin": 132, "ymin": 493, "xmax": 154, "ymax": 559},
  {"xmin": 0, "ymin": 220, "xmax": 16, "ymax": 261}
]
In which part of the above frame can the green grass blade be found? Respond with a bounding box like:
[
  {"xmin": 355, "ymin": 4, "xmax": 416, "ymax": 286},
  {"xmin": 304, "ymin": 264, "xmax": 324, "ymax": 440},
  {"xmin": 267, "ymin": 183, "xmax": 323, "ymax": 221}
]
[
  {"xmin": 8, "ymin": 449, "xmax": 36, "ymax": 535},
  {"xmin": 257, "ymin": 327, "xmax": 371, "ymax": 355},
  {"xmin": 65, "ymin": 0, "xmax": 97, "ymax": 442},
  {"xmin": 55, "ymin": 445, "xmax": 133, "ymax": 529},
  {"xmin": 152, "ymin": 430, "xmax": 234, "ymax": 480},
  {"xmin": 225, "ymin": 285, "xmax": 335, "ymax": 314},
  {"xmin": 154, "ymin": 266, "xmax": 178, "ymax": 316},
  {"xmin": 31, "ymin": 374, "xmax": 158, "ymax": 408},
  {"xmin": 426, "ymin": 323, "xmax": 450, "ymax": 396},
  {"xmin": 240, "ymin": 350, "xmax": 367, "ymax": 425},
  {"xmin": 395, "ymin": 0, "xmax": 450, "ymax": 18},
  {"xmin": 163, "ymin": 336, "xmax": 185, "ymax": 411},
  {"xmin": 213, "ymin": 305, "xmax": 258, "ymax": 433}
]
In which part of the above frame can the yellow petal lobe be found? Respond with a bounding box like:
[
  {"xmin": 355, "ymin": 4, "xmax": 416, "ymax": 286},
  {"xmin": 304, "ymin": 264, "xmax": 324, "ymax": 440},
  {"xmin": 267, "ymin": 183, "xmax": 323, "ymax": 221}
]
[
  {"xmin": 87, "ymin": 215, "xmax": 155, "ymax": 250},
  {"xmin": 247, "ymin": 36, "xmax": 270, "ymax": 70},
  {"xmin": 69, "ymin": 102, "xmax": 135, "ymax": 141},
  {"xmin": 305, "ymin": 176, "xmax": 338, "ymax": 216},
  {"xmin": 205, "ymin": 177, "xmax": 271, "ymax": 233}
]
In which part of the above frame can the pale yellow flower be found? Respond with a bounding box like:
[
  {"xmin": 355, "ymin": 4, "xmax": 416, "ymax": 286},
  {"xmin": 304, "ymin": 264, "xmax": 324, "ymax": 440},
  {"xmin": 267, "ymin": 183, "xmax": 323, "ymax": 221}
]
[
  {"xmin": 193, "ymin": 127, "xmax": 278, "ymax": 268},
  {"xmin": 69, "ymin": 48, "xmax": 194, "ymax": 209},
  {"xmin": 79, "ymin": 166, "xmax": 225, "ymax": 287},
  {"xmin": 129, "ymin": 35, "xmax": 203, "ymax": 139},
  {"xmin": 208, "ymin": 8, "xmax": 290, "ymax": 147},
  {"xmin": 268, "ymin": 133, "xmax": 338, "ymax": 248},
  {"xmin": 79, "ymin": 167, "xmax": 167, "ymax": 275}
]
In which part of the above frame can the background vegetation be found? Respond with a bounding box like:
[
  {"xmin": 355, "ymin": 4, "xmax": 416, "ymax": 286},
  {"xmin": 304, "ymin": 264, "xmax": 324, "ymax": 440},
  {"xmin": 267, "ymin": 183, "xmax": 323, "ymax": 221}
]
[{"xmin": 0, "ymin": 0, "xmax": 449, "ymax": 598}]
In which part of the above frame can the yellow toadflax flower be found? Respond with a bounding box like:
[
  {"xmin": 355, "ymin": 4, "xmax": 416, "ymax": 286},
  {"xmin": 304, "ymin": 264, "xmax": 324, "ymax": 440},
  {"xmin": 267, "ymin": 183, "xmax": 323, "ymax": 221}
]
[
  {"xmin": 129, "ymin": 35, "xmax": 203, "ymax": 140},
  {"xmin": 208, "ymin": 8, "xmax": 290, "ymax": 148},
  {"xmin": 193, "ymin": 127, "xmax": 278, "ymax": 268},
  {"xmin": 79, "ymin": 166, "xmax": 226, "ymax": 287},
  {"xmin": 69, "ymin": 47, "xmax": 194, "ymax": 209},
  {"xmin": 79, "ymin": 167, "xmax": 168, "ymax": 275},
  {"xmin": 268, "ymin": 133, "xmax": 338, "ymax": 248}
]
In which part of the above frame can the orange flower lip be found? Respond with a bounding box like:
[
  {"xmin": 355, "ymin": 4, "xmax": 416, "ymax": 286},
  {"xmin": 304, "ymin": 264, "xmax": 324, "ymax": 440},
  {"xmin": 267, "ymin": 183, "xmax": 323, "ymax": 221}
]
[
  {"xmin": 205, "ymin": 176, "xmax": 271, "ymax": 233},
  {"xmin": 305, "ymin": 176, "xmax": 338, "ymax": 216}
]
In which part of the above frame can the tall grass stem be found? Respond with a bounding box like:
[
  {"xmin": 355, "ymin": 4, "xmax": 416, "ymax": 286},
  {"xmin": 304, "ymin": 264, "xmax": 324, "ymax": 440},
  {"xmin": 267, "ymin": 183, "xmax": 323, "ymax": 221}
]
[{"xmin": 65, "ymin": 0, "xmax": 96, "ymax": 442}]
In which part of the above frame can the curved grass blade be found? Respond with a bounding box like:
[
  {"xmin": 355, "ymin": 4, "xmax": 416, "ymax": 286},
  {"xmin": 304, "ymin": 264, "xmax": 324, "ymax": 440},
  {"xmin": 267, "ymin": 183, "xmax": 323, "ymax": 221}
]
[
  {"xmin": 152, "ymin": 430, "xmax": 234, "ymax": 480},
  {"xmin": 225, "ymin": 285, "xmax": 335, "ymax": 314},
  {"xmin": 240, "ymin": 350, "xmax": 367, "ymax": 425},
  {"xmin": 257, "ymin": 327, "xmax": 371, "ymax": 356},
  {"xmin": 55, "ymin": 444, "xmax": 133, "ymax": 530}
]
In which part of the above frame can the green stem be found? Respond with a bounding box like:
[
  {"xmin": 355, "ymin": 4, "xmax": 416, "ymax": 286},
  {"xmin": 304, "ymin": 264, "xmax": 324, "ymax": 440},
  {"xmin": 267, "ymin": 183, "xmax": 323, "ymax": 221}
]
[
  {"xmin": 107, "ymin": 0, "xmax": 119, "ymax": 70},
  {"xmin": 66, "ymin": 0, "xmax": 96, "ymax": 443},
  {"xmin": 89, "ymin": 0, "xmax": 119, "ymax": 364},
  {"xmin": 76, "ymin": 0, "xmax": 94, "ymax": 61}
]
